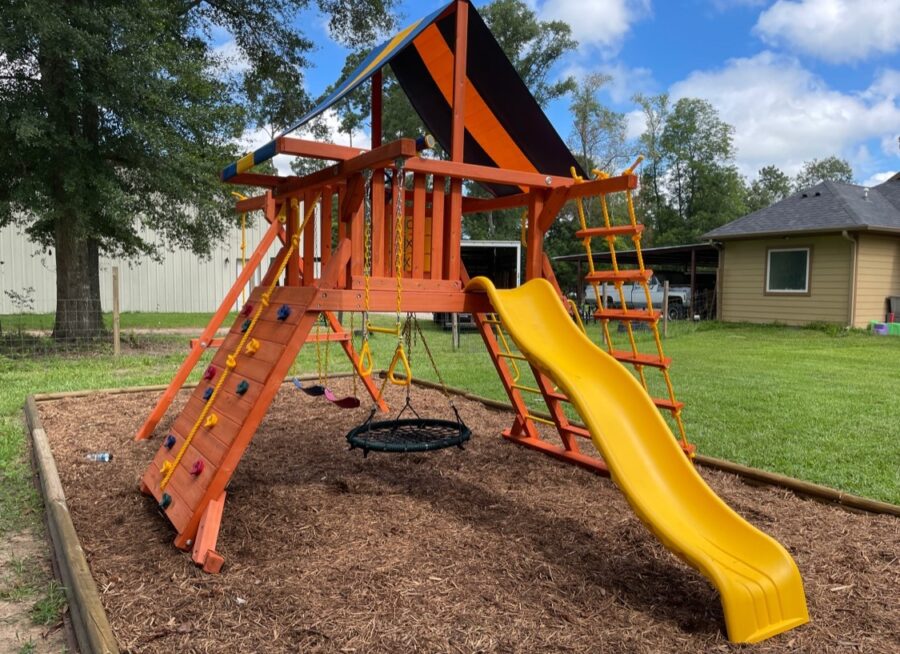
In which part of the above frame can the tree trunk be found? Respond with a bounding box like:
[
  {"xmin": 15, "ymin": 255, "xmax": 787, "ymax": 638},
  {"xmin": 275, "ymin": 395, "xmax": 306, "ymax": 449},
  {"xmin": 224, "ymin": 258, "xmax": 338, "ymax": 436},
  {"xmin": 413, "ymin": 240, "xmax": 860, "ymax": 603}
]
[{"xmin": 52, "ymin": 220, "xmax": 105, "ymax": 341}]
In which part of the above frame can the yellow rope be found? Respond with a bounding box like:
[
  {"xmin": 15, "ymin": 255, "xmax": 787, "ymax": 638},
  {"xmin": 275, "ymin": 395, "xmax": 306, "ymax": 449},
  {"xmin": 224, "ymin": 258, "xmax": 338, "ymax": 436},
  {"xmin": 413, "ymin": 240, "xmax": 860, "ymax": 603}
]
[{"xmin": 160, "ymin": 193, "xmax": 321, "ymax": 491}]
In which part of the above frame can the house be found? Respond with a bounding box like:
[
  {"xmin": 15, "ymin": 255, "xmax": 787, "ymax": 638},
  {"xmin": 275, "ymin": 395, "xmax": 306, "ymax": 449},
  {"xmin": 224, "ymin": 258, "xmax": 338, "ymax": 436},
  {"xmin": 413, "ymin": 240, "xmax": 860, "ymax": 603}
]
[{"xmin": 704, "ymin": 173, "xmax": 900, "ymax": 328}]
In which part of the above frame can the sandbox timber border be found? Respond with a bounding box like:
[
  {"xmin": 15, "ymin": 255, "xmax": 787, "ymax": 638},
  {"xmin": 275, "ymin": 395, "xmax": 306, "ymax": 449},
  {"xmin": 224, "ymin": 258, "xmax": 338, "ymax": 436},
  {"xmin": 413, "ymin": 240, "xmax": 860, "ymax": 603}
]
[
  {"xmin": 390, "ymin": 374, "xmax": 900, "ymax": 518},
  {"xmin": 23, "ymin": 372, "xmax": 354, "ymax": 654}
]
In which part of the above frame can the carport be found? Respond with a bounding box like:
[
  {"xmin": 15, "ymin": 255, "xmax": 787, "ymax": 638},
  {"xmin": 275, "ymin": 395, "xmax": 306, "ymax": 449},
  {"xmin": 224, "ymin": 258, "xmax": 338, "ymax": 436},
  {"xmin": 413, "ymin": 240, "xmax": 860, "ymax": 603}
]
[{"xmin": 554, "ymin": 243, "xmax": 720, "ymax": 318}]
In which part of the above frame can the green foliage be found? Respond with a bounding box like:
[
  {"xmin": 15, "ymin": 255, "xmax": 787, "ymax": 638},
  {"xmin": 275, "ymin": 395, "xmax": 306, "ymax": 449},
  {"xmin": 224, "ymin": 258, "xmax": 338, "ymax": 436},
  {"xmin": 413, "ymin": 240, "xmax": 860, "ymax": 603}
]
[
  {"xmin": 794, "ymin": 155, "xmax": 854, "ymax": 190},
  {"xmin": 30, "ymin": 580, "xmax": 67, "ymax": 626},
  {"xmin": 0, "ymin": 0, "xmax": 398, "ymax": 336},
  {"xmin": 569, "ymin": 73, "xmax": 631, "ymax": 174},
  {"xmin": 746, "ymin": 165, "xmax": 793, "ymax": 212}
]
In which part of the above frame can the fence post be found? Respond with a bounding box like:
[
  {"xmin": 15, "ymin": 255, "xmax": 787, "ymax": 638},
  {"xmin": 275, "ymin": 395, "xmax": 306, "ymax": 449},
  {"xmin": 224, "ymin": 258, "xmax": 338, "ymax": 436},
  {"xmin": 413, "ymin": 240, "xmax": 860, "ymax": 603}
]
[
  {"xmin": 451, "ymin": 313, "xmax": 460, "ymax": 351},
  {"xmin": 112, "ymin": 266, "xmax": 121, "ymax": 356},
  {"xmin": 662, "ymin": 280, "xmax": 669, "ymax": 339}
]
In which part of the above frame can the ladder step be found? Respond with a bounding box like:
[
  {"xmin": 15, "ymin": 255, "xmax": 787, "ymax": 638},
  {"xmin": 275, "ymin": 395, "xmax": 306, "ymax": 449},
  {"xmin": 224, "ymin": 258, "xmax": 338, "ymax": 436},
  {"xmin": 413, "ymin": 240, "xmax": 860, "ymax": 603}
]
[
  {"xmin": 585, "ymin": 269, "xmax": 652, "ymax": 284},
  {"xmin": 497, "ymin": 352, "xmax": 528, "ymax": 361},
  {"xmin": 576, "ymin": 225, "xmax": 644, "ymax": 239},
  {"xmin": 610, "ymin": 350, "xmax": 671, "ymax": 369},
  {"xmin": 561, "ymin": 424, "xmax": 591, "ymax": 439},
  {"xmin": 654, "ymin": 398, "xmax": 685, "ymax": 412},
  {"xmin": 594, "ymin": 308, "xmax": 660, "ymax": 322},
  {"xmin": 545, "ymin": 389, "xmax": 569, "ymax": 402}
]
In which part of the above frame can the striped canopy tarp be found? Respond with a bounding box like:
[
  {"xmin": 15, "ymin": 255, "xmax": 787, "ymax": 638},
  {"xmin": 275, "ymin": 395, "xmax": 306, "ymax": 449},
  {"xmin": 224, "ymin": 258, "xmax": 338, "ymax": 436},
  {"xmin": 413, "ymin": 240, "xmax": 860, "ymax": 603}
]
[{"xmin": 222, "ymin": 1, "xmax": 582, "ymax": 196}]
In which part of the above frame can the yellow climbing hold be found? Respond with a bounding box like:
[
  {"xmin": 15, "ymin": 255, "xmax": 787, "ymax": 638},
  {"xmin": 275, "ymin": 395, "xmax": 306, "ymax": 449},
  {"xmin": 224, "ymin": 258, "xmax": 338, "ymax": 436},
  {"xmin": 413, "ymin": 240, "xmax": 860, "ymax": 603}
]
[{"xmin": 204, "ymin": 414, "xmax": 218, "ymax": 428}]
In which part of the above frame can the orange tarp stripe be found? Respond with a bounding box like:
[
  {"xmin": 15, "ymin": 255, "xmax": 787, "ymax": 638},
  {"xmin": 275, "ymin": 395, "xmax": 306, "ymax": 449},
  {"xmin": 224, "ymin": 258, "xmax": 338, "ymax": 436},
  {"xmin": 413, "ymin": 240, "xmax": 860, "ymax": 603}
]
[{"xmin": 413, "ymin": 25, "xmax": 537, "ymax": 175}]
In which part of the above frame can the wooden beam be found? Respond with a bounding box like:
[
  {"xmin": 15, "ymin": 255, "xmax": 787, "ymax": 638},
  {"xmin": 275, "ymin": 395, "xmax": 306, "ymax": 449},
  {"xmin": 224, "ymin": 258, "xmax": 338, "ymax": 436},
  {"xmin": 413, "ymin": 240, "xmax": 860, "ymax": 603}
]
[
  {"xmin": 235, "ymin": 196, "xmax": 267, "ymax": 213},
  {"xmin": 224, "ymin": 172, "xmax": 287, "ymax": 188},
  {"xmin": 274, "ymin": 139, "xmax": 417, "ymax": 198},
  {"xmin": 405, "ymin": 157, "xmax": 569, "ymax": 191},
  {"xmin": 567, "ymin": 173, "xmax": 637, "ymax": 200},
  {"xmin": 537, "ymin": 187, "xmax": 570, "ymax": 232},
  {"xmin": 276, "ymin": 288, "xmax": 493, "ymax": 313},
  {"xmin": 451, "ymin": 0, "xmax": 468, "ymax": 163},
  {"xmin": 461, "ymin": 193, "xmax": 530, "ymax": 214},
  {"xmin": 276, "ymin": 136, "xmax": 365, "ymax": 161}
]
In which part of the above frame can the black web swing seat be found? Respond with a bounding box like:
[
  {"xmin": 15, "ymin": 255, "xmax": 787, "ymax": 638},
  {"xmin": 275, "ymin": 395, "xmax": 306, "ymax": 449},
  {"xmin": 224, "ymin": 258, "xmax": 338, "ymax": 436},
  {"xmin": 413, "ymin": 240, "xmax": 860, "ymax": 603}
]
[{"xmin": 346, "ymin": 400, "xmax": 471, "ymax": 456}]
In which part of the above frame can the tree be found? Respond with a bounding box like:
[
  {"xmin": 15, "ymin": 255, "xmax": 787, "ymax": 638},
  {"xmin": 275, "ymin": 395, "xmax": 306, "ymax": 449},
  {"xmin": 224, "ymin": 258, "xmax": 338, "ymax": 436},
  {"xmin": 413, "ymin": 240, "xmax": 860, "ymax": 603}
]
[
  {"xmin": 660, "ymin": 98, "xmax": 735, "ymax": 221},
  {"xmin": 746, "ymin": 165, "xmax": 792, "ymax": 212},
  {"xmin": 632, "ymin": 92, "xmax": 670, "ymax": 236},
  {"xmin": 794, "ymin": 156, "xmax": 854, "ymax": 190},
  {"xmin": 569, "ymin": 74, "xmax": 630, "ymax": 175},
  {"xmin": 0, "ymin": 0, "xmax": 397, "ymax": 339}
]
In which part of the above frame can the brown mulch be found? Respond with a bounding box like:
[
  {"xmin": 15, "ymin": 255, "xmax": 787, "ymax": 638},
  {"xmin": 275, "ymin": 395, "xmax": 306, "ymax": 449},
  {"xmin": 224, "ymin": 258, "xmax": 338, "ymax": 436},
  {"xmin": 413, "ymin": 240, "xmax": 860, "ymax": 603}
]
[{"xmin": 37, "ymin": 380, "xmax": 899, "ymax": 654}]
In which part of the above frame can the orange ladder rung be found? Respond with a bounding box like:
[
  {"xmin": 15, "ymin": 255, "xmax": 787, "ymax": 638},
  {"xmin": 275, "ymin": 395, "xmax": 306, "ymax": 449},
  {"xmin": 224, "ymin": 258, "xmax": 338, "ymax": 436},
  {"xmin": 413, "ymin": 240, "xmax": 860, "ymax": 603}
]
[
  {"xmin": 585, "ymin": 269, "xmax": 653, "ymax": 284},
  {"xmin": 594, "ymin": 308, "xmax": 660, "ymax": 322},
  {"xmin": 610, "ymin": 350, "xmax": 671, "ymax": 369},
  {"xmin": 575, "ymin": 224, "xmax": 644, "ymax": 239},
  {"xmin": 653, "ymin": 398, "xmax": 685, "ymax": 412},
  {"xmin": 560, "ymin": 424, "xmax": 591, "ymax": 439}
]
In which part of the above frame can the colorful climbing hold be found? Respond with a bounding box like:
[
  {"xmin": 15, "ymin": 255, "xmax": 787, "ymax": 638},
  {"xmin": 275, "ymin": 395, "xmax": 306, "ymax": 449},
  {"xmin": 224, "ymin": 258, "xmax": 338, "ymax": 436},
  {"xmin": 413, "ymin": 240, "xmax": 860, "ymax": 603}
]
[
  {"xmin": 204, "ymin": 414, "xmax": 218, "ymax": 428},
  {"xmin": 236, "ymin": 380, "xmax": 250, "ymax": 396},
  {"xmin": 160, "ymin": 460, "xmax": 173, "ymax": 476},
  {"xmin": 164, "ymin": 434, "xmax": 177, "ymax": 449},
  {"xmin": 203, "ymin": 365, "xmax": 216, "ymax": 381},
  {"xmin": 240, "ymin": 303, "xmax": 254, "ymax": 317},
  {"xmin": 226, "ymin": 354, "xmax": 237, "ymax": 369},
  {"xmin": 189, "ymin": 459, "xmax": 205, "ymax": 476},
  {"xmin": 277, "ymin": 304, "xmax": 291, "ymax": 321},
  {"xmin": 245, "ymin": 338, "xmax": 260, "ymax": 355},
  {"xmin": 241, "ymin": 318, "xmax": 251, "ymax": 332},
  {"xmin": 159, "ymin": 493, "xmax": 172, "ymax": 510},
  {"xmin": 202, "ymin": 387, "xmax": 213, "ymax": 401}
]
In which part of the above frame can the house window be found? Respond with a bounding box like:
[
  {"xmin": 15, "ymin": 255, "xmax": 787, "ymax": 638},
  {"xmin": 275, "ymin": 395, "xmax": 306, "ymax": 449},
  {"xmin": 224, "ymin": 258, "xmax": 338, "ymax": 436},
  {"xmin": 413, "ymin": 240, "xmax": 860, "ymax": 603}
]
[{"xmin": 766, "ymin": 248, "xmax": 809, "ymax": 293}]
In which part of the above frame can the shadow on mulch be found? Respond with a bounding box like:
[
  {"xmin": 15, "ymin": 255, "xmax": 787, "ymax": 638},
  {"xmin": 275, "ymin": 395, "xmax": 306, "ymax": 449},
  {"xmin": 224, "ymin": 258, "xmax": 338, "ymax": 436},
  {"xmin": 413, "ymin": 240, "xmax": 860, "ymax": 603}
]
[{"xmin": 37, "ymin": 380, "xmax": 899, "ymax": 654}]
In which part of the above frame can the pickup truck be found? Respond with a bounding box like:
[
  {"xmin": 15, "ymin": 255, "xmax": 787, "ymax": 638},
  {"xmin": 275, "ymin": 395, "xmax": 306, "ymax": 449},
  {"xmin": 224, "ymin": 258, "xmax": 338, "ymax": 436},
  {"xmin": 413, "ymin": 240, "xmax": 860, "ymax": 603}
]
[{"xmin": 584, "ymin": 275, "xmax": 690, "ymax": 320}]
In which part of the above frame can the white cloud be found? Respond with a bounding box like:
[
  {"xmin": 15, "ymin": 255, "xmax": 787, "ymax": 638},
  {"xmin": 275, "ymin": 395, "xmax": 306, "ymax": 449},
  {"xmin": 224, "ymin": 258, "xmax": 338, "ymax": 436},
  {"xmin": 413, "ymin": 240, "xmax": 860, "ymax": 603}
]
[
  {"xmin": 212, "ymin": 39, "xmax": 250, "ymax": 75},
  {"xmin": 562, "ymin": 61, "xmax": 656, "ymax": 104},
  {"xmin": 537, "ymin": 0, "xmax": 651, "ymax": 52},
  {"xmin": 625, "ymin": 109, "xmax": 646, "ymax": 141},
  {"xmin": 755, "ymin": 0, "xmax": 900, "ymax": 63},
  {"xmin": 669, "ymin": 52, "xmax": 900, "ymax": 179},
  {"xmin": 863, "ymin": 170, "xmax": 896, "ymax": 187}
]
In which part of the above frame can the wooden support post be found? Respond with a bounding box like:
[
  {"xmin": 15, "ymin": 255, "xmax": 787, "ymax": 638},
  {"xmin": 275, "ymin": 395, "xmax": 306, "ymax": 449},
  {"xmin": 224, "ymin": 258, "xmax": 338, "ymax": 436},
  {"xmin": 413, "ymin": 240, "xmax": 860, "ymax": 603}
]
[
  {"xmin": 690, "ymin": 247, "xmax": 697, "ymax": 319},
  {"xmin": 445, "ymin": 0, "xmax": 468, "ymax": 282},
  {"xmin": 430, "ymin": 176, "xmax": 445, "ymax": 280},
  {"xmin": 451, "ymin": 312, "xmax": 460, "ymax": 350},
  {"xmin": 112, "ymin": 266, "xmax": 120, "ymax": 357},
  {"xmin": 372, "ymin": 171, "xmax": 385, "ymax": 277},
  {"xmin": 285, "ymin": 199, "xmax": 301, "ymax": 286},
  {"xmin": 525, "ymin": 192, "xmax": 545, "ymax": 280},
  {"xmin": 412, "ymin": 173, "xmax": 426, "ymax": 278},
  {"xmin": 371, "ymin": 70, "xmax": 382, "ymax": 149},
  {"xmin": 320, "ymin": 188, "xmax": 332, "ymax": 270},
  {"xmin": 191, "ymin": 491, "xmax": 226, "ymax": 573},
  {"xmin": 303, "ymin": 192, "xmax": 316, "ymax": 284}
]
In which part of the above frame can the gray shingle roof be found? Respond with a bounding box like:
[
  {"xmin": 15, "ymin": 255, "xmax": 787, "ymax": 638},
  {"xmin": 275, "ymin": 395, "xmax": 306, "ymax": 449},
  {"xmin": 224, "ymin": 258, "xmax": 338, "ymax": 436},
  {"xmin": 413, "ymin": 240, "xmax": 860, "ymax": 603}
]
[{"xmin": 703, "ymin": 173, "xmax": 900, "ymax": 240}]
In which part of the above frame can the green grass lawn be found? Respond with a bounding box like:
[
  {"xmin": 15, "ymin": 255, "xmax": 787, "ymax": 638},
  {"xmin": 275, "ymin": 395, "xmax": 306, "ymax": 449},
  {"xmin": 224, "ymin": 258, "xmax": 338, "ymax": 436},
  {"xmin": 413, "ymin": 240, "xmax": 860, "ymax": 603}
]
[
  {"xmin": 0, "ymin": 311, "xmax": 237, "ymax": 331},
  {"xmin": 1, "ymin": 318, "xmax": 897, "ymax": 541}
]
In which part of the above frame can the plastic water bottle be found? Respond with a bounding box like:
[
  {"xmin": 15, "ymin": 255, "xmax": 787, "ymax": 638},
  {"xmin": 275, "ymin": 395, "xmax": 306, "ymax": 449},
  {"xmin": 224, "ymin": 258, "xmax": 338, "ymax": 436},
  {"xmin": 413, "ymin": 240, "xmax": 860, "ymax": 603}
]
[{"xmin": 85, "ymin": 452, "xmax": 112, "ymax": 462}]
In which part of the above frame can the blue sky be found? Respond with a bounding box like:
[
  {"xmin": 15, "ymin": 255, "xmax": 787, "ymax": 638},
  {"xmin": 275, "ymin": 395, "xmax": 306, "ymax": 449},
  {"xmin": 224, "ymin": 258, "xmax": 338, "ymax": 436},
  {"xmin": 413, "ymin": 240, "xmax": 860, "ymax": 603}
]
[{"xmin": 227, "ymin": 0, "xmax": 899, "ymax": 186}]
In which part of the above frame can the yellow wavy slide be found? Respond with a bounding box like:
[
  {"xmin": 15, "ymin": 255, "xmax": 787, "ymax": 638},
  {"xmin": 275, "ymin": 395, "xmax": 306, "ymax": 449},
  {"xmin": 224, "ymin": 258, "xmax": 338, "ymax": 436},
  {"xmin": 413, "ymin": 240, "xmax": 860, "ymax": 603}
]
[{"xmin": 467, "ymin": 277, "xmax": 808, "ymax": 644}]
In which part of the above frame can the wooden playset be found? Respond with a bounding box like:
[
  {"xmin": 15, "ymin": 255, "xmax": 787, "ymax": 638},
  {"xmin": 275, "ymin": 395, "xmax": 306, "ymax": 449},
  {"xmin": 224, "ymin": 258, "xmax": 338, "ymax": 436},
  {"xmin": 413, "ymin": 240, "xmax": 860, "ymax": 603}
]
[{"xmin": 135, "ymin": 1, "xmax": 807, "ymax": 643}]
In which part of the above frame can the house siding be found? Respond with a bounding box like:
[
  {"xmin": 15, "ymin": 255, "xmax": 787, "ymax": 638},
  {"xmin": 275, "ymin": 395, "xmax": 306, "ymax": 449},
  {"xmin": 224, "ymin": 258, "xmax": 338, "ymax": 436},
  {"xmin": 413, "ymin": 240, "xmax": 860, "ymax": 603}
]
[
  {"xmin": 853, "ymin": 233, "xmax": 900, "ymax": 327},
  {"xmin": 720, "ymin": 234, "xmax": 851, "ymax": 325}
]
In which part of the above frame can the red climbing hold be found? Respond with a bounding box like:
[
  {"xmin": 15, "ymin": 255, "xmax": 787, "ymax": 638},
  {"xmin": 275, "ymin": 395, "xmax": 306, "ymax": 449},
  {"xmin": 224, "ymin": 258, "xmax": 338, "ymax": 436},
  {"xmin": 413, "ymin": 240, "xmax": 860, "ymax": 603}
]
[
  {"xmin": 190, "ymin": 459, "xmax": 205, "ymax": 476},
  {"xmin": 203, "ymin": 366, "xmax": 216, "ymax": 381}
]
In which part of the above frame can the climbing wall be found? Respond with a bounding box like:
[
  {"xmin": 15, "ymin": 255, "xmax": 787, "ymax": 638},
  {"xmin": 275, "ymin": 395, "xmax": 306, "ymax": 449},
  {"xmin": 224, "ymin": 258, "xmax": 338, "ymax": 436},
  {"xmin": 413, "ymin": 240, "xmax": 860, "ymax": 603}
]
[{"xmin": 140, "ymin": 283, "xmax": 320, "ymax": 560}]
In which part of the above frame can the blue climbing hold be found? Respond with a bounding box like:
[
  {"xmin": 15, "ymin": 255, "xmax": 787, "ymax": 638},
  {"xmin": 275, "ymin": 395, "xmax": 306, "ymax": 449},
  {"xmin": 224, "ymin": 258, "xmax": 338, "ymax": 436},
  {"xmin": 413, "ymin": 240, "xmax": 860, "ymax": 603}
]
[
  {"xmin": 202, "ymin": 387, "xmax": 213, "ymax": 401},
  {"xmin": 164, "ymin": 434, "xmax": 176, "ymax": 449},
  {"xmin": 241, "ymin": 318, "xmax": 251, "ymax": 332},
  {"xmin": 236, "ymin": 380, "xmax": 249, "ymax": 396},
  {"xmin": 277, "ymin": 304, "xmax": 291, "ymax": 321},
  {"xmin": 159, "ymin": 493, "xmax": 172, "ymax": 510}
]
